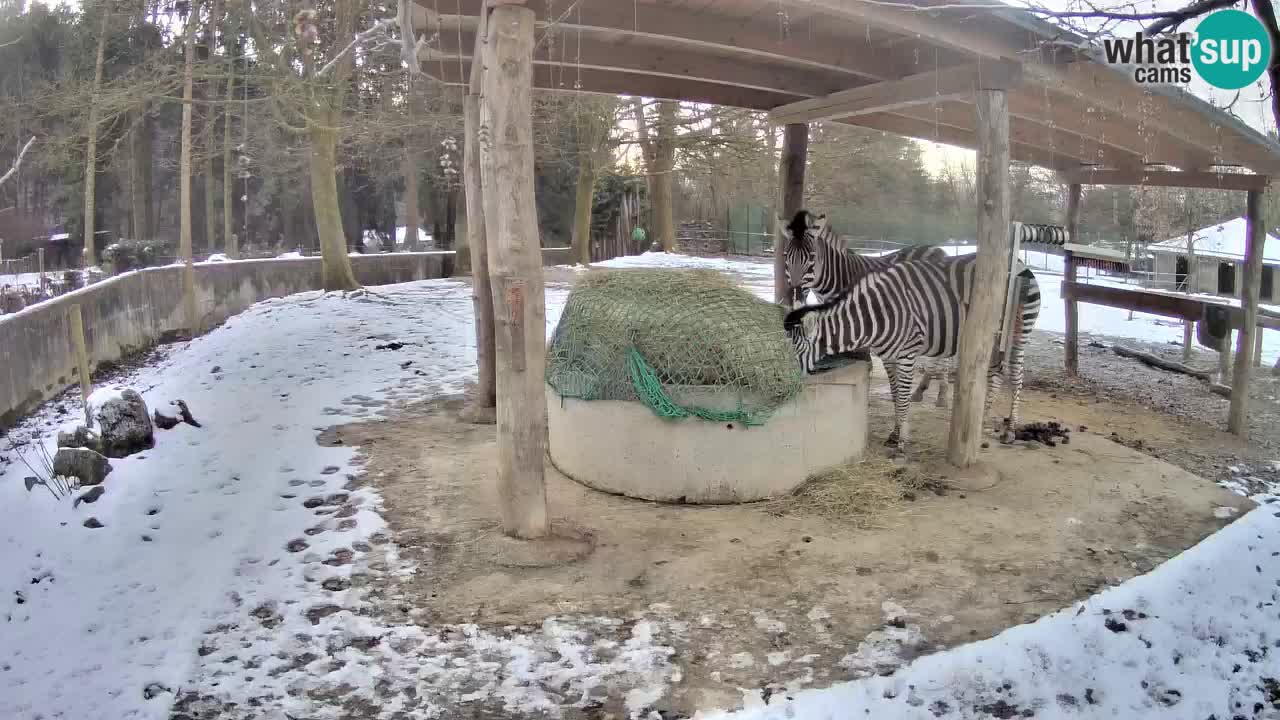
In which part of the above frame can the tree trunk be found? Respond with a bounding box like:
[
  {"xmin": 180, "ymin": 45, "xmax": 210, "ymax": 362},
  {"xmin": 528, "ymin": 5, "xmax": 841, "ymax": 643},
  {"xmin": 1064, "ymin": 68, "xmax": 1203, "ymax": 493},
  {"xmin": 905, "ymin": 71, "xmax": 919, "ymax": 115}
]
[
  {"xmin": 180, "ymin": 0, "xmax": 199, "ymax": 331},
  {"xmin": 82, "ymin": 9, "xmax": 109, "ymax": 266},
  {"xmin": 652, "ymin": 100, "xmax": 677, "ymax": 252},
  {"xmin": 308, "ymin": 122, "xmax": 359, "ymax": 290},
  {"xmin": 777, "ymin": 123, "xmax": 808, "ymax": 304},
  {"xmin": 223, "ymin": 72, "xmax": 236, "ymax": 258},
  {"xmin": 571, "ymin": 158, "xmax": 596, "ymax": 265},
  {"xmin": 402, "ymin": 152, "xmax": 420, "ymax": 250},
  {"xmin": 1063, "ymin": 184, "xmax": 1082, "ymax": 376},
  {"xmin": 631, "ymin": 99, "xmax": 653, "ymax": 233}
]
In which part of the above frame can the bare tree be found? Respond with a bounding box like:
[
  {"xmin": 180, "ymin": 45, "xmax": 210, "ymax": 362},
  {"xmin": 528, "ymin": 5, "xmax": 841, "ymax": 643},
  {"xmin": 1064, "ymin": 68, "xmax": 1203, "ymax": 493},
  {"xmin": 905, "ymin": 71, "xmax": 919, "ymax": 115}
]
[{"xmin": 82, "ymin": 4, "xmax": 111, "ymax": 266}]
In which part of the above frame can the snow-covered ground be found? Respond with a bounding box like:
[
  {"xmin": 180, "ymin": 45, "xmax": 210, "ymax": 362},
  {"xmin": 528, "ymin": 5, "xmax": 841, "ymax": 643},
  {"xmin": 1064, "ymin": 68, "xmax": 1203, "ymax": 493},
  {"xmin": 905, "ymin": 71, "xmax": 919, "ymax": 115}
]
[{"xmin": 0, "ymin": 252, "xmax": 1276, "ymax": 720}]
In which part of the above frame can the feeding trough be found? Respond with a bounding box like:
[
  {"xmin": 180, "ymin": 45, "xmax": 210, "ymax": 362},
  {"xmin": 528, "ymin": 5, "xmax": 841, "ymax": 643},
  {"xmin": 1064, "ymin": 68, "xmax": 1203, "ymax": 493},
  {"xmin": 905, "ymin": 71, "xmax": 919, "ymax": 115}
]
[{"xmin": 545, "ymin": 269, "xmax": 868, "ymax": 504}]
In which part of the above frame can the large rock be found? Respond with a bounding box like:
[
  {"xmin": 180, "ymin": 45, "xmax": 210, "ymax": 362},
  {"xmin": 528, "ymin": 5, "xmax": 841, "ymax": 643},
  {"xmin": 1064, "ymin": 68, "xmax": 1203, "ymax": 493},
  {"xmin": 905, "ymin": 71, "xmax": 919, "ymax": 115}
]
[
  {"xmin": 53, "ymin": 447, "xmax": 113, "ymax": 486},
  {"xmin": 94, "ymin": 390, "xmax": 154, "ymax": 458}
]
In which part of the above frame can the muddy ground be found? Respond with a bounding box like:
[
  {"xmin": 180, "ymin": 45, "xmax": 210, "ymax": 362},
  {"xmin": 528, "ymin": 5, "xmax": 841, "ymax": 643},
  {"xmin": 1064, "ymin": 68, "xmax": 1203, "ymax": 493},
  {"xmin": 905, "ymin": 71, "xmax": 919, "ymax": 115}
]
[{"xmin": 331, "ymin": 321, "xmax": 1263, "ymax": 717}]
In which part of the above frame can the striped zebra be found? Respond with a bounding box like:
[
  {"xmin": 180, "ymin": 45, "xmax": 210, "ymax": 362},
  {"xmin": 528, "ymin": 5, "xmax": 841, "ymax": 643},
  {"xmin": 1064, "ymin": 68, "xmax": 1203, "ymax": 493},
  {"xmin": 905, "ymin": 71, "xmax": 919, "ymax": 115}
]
[
  {"xmin": 779, "ymin": 209, "xmax": 953, "ymax": 407},
  {"xmin": 783, "ymin": 256, "xmax": 1041, "ymax": 453}
]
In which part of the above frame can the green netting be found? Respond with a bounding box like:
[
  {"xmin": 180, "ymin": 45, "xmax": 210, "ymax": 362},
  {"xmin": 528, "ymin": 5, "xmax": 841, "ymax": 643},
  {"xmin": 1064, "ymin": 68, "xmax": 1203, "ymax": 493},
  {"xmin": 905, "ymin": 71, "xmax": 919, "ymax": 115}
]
[{"xmin": 546, "ymin": 268, "xmax": 804, "ymax": 426}]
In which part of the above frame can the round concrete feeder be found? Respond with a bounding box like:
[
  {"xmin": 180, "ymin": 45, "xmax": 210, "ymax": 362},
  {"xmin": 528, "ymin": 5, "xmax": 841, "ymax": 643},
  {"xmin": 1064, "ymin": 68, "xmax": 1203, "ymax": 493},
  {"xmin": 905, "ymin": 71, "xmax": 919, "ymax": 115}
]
[{"xmin": 546, "ymin": 360, "xmax": 870, "ymax": 504}]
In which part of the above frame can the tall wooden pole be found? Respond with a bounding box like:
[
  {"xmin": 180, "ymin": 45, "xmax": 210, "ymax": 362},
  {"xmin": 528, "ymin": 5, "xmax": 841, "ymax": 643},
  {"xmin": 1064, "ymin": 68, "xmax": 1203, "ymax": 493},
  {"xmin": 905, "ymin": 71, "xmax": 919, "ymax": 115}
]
[
  {"xmin": 947, "ymin": 89, "xmax": 1011, "ymax": 468},
  {"xmin": 465, "ymin": 7, "xmax": 495, "ymax": 413},
  {"xmin": 1063, "ymin": 183, "xmax": 1082, "ymax": 376},
  {"xmin": 480, "ymin": 3, "xmax": 548, "ymax": 539},
  {"xmin": 1228, "ymin": 188, "xmax": 1266, "ymax": 436},
  {"xmin": 776, "ymin": 123, "xmax": 808, "ymax": 304}
]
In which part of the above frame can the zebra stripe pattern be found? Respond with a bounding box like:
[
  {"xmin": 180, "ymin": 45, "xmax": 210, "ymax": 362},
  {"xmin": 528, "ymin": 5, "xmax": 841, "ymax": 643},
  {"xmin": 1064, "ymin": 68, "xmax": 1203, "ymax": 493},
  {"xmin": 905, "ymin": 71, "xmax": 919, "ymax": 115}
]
[
  {"xmin": 780, "ymin": 209, "xmax": 953, "ymax": 406},
  {"xmin": 783, "ymin": 256, "xmax": 1041, "ymax": 453}
]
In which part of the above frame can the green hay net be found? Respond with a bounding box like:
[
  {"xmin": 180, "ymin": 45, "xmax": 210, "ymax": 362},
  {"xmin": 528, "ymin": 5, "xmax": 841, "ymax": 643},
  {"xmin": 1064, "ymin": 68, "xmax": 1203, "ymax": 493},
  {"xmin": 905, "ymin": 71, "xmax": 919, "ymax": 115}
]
[{"xmin": 546, "ymin": 269, "xmax": 805, "ymax": 426}]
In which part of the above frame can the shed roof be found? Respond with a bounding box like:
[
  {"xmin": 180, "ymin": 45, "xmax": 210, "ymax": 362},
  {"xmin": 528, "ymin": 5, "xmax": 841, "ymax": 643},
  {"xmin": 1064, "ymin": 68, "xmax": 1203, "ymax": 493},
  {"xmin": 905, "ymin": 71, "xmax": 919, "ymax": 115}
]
[
  {"xmin": 1150, "ymin": 218, "xmax": 1280, "ymax": 262},
  {"xmin": 414, "ymin": 0, "xmax": 1280, "ymax": 178}
]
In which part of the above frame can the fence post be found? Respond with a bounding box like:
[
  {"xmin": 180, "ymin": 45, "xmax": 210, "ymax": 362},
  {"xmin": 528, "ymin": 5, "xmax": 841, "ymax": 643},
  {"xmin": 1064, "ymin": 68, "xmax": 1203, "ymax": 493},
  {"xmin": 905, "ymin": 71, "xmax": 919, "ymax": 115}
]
[
  {"xmin": 69, "ymin": 304, "xmax": 93, "ymax": 428},
  {"xmin": 37, "ymin": 248, "xmax": 45, "ymax": 294}
]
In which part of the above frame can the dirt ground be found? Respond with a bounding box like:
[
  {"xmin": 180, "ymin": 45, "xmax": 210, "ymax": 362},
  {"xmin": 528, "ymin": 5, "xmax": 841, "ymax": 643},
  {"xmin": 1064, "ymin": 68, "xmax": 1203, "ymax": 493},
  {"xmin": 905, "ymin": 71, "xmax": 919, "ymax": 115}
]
[{"xmin": 339, "ymin": 368, "xmax": 1255, "ymax": 717}]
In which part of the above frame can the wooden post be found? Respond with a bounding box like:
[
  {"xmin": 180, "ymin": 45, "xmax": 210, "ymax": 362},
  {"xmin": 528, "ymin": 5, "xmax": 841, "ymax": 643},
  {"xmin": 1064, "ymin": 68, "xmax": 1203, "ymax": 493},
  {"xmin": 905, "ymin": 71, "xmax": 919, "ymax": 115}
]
[
  {"xmin": 775, "ymin": 123, "xmax": 808, "ymax": 304},
  {"xmin": 1228, "ymin": 189, "xmax": 1266, "ymax": 435},
  {"xmin": 480, "ymin": 3, "xmax": 549, "ymax": 539},
  {"xmin": 1063, "ymin": 183, "xmax": 1082, "ymax": 377},
  {"xmin": 465, "ymin": 7, "xmax": 496, "ymax": 412},
  {"xmin": 1254, "ymin": 330, "xmax": 1264, "ymax": 368},
  {"xmin": 37, "ymin": 247, "xmax": 45, "ymax": 294},
  {"xmin": 947, "ymin": 89, "xmax": 1011, "ymax": 468},
  {"xmin": 68, "ymin": 304, "xmax": 92, "ymax": 428},
  {"xmin": 1219, "ymin": 330, "xmax": 1232, "ymax": 382}
]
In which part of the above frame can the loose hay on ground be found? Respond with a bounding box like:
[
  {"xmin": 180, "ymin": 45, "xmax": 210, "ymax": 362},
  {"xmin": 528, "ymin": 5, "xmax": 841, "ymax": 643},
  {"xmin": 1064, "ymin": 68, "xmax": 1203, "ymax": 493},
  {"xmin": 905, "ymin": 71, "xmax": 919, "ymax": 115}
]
[{"xmin": 763, "ymin": 451, "xmax": 942, "ymax": 528}]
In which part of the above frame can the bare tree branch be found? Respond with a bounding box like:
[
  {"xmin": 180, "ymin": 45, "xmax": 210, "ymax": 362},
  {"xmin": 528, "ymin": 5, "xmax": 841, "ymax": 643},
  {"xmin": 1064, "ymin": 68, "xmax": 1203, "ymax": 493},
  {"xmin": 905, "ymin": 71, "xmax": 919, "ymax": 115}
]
[
  {"xmin": 1251, "ymin": 0, "xmax": 1280, "ymax": 128},
  {"xmin": 316, "ymin": 17, "xmax": 398, "ymax": 77},
  {"xmin": 1144, "ymin": 0, "xmax": 1242, "ymax": 34},
  {"xmin": 0, "ymin": 136, "xmax": 34, "ymax": 188}
]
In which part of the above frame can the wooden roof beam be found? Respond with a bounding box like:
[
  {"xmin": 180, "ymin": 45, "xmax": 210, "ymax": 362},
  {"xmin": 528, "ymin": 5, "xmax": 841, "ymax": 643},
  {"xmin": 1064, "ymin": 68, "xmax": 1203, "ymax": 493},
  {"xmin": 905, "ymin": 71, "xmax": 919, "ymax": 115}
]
[
  {"xmin": 1061, "ymin": 168, "xmax": 1271, "ymax": 191},
  {"xmin": 418, "ymin": 1, "xmax": 917, "ymax": 82},
  {"xmin": 424, "ymin": 30, "xmax": 857, "ymax": 98},
  {"xmin": 423, "ymin": 61, "xmax": 806, "ymax": 109},
  {"xmin": 768, "ymin": 60, "xmax": 1021, "ymax": 125}
]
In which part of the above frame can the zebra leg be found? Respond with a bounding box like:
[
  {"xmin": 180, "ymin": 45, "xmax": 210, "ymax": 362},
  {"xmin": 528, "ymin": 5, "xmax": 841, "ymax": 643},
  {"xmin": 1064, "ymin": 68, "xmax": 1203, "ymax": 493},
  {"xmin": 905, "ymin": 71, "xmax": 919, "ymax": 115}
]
[
  {"xmin": 984, "ymin": 368, "xmax": 1007, "ymax": 441},
  {"xmin": 884, "ymin": 361, "xmax": 902, "ymax": 447},
  {"xmin": 909, "ymin": 361, "xmax": 930, "ymax": 403},
  {"xmin": 1003, "ymin": 327, "xmax": 1028, "ymax": 444},
  {"xmin": 934, "ymin": 358, "xmax": 952, "ymax": 408},
  {"xmin": 890, "ymin": 356, "xmax": 916, "ymax": 455}
]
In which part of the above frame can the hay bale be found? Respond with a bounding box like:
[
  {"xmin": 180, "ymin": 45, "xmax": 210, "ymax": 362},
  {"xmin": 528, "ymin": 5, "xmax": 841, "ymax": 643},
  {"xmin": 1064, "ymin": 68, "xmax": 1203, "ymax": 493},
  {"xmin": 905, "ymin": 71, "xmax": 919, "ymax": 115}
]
[
  {"xmin": 546, "ymin": 268, "xmax": 803, "ymax": 424},
  {"xmin": 763, "ymin": 452, "xmax": 945, "ymax": 529}
]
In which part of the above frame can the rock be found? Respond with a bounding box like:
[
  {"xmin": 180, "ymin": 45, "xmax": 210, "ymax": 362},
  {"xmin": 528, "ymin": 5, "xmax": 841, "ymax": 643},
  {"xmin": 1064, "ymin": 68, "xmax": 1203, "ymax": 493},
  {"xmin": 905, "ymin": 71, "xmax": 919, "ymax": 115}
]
[
  {"xmin": 152, "ymin": 409, "xmax": 179, "ymax": 430},
  {"xmin": 53, "ymin": 447, "xmax": 113, "ymax": 486},
  {"xmin": 56, "ymin": 426, "xmax": 102, "ymax": 453},
  {"xmin": 83, "ymin": 517, "xmax": 104, "ymax": 529},
  {"xmin": 73, "ymin": 486, "xmax": 105, "ymax": 507},
  {"xmin": 94, "ymin": 390, "xmax": 154, "ymax": 458}
]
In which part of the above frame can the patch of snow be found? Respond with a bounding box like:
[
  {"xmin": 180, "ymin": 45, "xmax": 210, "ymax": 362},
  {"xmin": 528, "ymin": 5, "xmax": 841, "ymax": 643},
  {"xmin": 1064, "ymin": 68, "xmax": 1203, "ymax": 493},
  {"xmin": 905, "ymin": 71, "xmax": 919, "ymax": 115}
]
[
  {"xmin": 202, "ymin": 253, "xmax": 230, "ymax": 263},
  {"xmin": 698, "ymin": 505, "xmax": 1280, "ymax": 720},
  {"xmin": 1213, "ymin": 506, "xmax": 1240, "ymax": 518},
  {"xmin": 276, "ymin": 250, "xmax": 304, "ymax": 258}
]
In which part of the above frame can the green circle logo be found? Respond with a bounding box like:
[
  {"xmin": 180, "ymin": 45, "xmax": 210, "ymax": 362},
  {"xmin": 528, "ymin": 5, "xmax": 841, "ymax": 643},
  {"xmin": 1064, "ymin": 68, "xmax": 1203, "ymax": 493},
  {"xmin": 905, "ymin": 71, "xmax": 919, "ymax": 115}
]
[{"xmin": 1192, "ymin": 9, "xmax": 1272, "ymax": 90}]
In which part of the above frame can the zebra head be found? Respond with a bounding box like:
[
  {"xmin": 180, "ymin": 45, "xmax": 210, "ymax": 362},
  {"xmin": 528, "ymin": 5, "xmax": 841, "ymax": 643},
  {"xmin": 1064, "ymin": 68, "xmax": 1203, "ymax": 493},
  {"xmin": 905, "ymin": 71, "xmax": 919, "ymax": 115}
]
[
  {"xmin": 783, "ymin": 303, "xmax": 823, "ymax": 373},
  {"xmin": 781, "ymin": 209, "xmax": 827, "ymax": 308}
]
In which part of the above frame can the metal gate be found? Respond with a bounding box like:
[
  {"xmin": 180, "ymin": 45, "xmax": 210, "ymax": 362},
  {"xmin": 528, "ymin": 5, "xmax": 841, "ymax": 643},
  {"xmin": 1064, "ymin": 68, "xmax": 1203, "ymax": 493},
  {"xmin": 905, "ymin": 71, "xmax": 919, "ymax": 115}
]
[{"xmin": 727, "ymin": 204, "xmax": 769, "ymax": 256}]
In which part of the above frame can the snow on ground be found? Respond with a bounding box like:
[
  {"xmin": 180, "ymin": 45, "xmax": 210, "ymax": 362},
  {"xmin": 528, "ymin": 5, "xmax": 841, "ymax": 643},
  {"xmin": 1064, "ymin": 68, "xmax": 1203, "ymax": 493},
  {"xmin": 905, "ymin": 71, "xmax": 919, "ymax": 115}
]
[
  {"xmin": 1, "ymin": 251, "xmax": 1277, "ymax": 720},
  {"xmin": 701, "ymin": 502, "xmax": 1280, "ymax": 720}
]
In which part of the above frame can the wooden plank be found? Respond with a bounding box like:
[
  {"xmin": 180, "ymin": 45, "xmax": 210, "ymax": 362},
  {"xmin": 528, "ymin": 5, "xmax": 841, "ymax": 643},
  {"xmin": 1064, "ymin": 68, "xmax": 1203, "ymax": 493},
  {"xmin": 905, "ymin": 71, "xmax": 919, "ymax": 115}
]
[
  {"xmin": 768, "ymin": 60, "xmax": 1021, "ymax": 125},
  {"xmin": 777, "ymin": 123, "xmax": 808, "ymax": 304},
  {"xmin": 1062, "ymin": 168, "xmax": 1271, "ymax": 191},
  {"xmin": 427, "ymin": 1, "xmax": 915, "ymax": 83},
  {"xmin": 1063, "ymin": 185, "xmax": 1082, "ymax": 377},
  {"xmin": 1061, "ymin": 281, "xmax": 1280, "ymax": 331},
  {"xmin": 948, "ymin": 89, "xmax": 1010, "ymax": 467},
  {"xmin": 430, "ymin": 29, "xmax": 858, "ymax": 99},
  {"xmin": 480, "ymin": 3, "xmax": 549, "ymax": 539},
  {"xmin": 1229, "ymin": 189, "xmax": 1266, "ymax": 436}
]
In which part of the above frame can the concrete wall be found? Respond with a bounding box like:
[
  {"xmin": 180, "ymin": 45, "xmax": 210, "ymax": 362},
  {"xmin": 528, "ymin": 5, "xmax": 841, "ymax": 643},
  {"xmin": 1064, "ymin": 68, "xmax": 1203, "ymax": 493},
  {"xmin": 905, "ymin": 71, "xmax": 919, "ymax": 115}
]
[
  {"xmin": 1, "ymin": 249, "xmax": 568, "ymax": 429},
  {"xmin": 546, "ymin": 362, "xmax": 870, "ymax": 504}
]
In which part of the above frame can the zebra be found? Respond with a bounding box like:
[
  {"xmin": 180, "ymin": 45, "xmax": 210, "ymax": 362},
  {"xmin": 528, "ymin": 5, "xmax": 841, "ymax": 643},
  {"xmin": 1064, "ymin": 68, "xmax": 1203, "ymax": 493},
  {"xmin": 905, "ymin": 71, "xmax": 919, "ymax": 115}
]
[
  {"xmin": 779, "ymin": 209, "xmax": 954, "ymax": 407},
  {"xmin": 783, "ymin": 256, "xmax": 1041, "ymax": 453}
]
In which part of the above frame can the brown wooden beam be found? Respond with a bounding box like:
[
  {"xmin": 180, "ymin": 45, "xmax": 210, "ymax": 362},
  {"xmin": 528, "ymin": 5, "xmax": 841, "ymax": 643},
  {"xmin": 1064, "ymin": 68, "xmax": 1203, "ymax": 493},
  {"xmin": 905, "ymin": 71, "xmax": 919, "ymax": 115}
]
[
  {"xmin": 1062, "ymin": 168, "xmax": 1271, "ymax": 192},
  {"xmin": 1062, "ymin": 281, "xmax": 1280, "ymax": 330},
  {"xmin": 1229, "ymin": 190, "xmax": 1266, "ymax": 435},
  {"xmin": 1063, "ymin": 184, "xmax": 1082, "ymax": 377},
  {"xmin": 777, "ymin": 123, "xmax": 808, "ymax": 304},
  {"xmin": 948, "ymin": 89, "xmax": 1011, "ymax": 467},
  {"xmin": 768, "ymin": 60, "xmax": 1022, "ymax": 125}
]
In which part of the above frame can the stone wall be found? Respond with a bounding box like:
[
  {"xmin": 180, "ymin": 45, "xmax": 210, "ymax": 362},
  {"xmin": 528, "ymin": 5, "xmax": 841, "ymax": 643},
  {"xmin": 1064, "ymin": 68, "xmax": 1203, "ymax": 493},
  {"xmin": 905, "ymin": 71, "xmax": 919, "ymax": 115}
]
[{"xmin": 0, "ymin": 249, "xmax": 567, "ymax": 429}]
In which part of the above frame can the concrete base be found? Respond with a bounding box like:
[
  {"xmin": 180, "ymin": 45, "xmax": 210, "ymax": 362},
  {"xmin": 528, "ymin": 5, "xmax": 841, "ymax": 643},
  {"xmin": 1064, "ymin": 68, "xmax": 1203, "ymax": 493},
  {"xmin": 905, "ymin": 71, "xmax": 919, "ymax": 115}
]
[{"xmin": 546, "ymin": 361, "xmax": 870, "ymax": 504}]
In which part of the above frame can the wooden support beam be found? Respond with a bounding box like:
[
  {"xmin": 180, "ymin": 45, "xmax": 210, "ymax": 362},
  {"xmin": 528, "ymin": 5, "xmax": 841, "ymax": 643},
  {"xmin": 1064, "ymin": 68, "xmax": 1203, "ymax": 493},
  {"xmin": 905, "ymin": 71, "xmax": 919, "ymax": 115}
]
[
  {"xmin": 1229, "ymin": 189, "xmax": 1266, "ymax": 436},
  {"xmin": 777, "ymin": 123, "xmax": 808, "ymax": 305},
  {"xmin": 1063, "ymin": 184, "xmax": 1082, "ymax": 377},
  {"xmin": 1062, "ymin": 168, "xmax": 1271, "ymax": 191},
  {"xmin": 464, "ymin": 8, "xmax": 495, "ymax": 415},
  {"xmin": 1061, "ymin": 281, "xmax": 1280, "ymax": 330},
  {"xmin": 948, "ymin": 88, "xmax": 1011, "ymax": 468},
  {"xmin": 480, "ymin": 3, "xmax": 548, "ymax": 539},
  {"xmin": 768, "ymin": 60, "xmax": 1021, "ymax": 125}
]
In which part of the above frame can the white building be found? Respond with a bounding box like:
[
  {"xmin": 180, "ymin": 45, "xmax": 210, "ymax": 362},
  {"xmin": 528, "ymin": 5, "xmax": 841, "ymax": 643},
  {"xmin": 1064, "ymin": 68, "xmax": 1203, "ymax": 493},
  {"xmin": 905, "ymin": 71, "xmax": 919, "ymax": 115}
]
[{"xmin": 1148, "ymin": 218, "xmax": 1280, "ymax": 303}]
